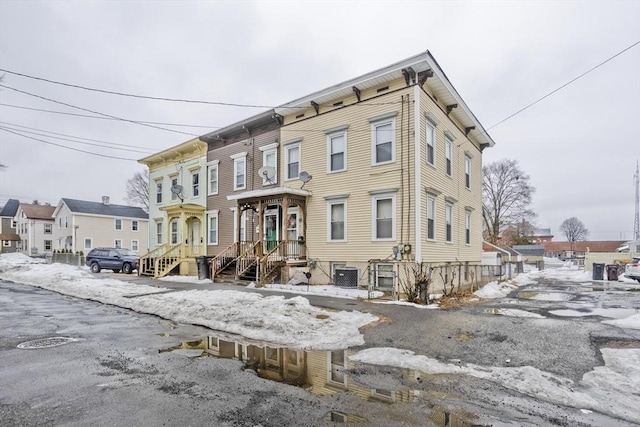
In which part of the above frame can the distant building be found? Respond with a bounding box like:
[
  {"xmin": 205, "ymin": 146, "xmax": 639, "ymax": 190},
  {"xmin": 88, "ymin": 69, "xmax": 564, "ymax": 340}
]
[{"xmin": 0, "ymin": 199, "xmax": 20, "ymax": 253}]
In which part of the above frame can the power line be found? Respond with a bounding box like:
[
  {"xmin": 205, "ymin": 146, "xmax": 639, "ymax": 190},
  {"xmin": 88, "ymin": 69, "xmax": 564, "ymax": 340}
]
[
  {"xmin": 0, "ymin": 127, "xmax": 138, "ymax": 161},
  {"xmin": 0, "ymin": 103, "xmax": 222, "ymax": 129},
  {"xmin": 0, "ymin": 84, "xmax": 198, "ymax": 137}
]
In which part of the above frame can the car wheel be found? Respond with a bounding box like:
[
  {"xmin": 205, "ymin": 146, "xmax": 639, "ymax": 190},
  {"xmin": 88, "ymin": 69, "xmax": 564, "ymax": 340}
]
[
  {"xmin": 122, "ymin": 263, "xmax": 133, "ymax": 274},
  {"xmin": 112, "ymin": 269, "xmax": 121, "ymax": 273},
  {"xmin": 90, "ymin": 263, "xmax": 101, "ymax": 273}
]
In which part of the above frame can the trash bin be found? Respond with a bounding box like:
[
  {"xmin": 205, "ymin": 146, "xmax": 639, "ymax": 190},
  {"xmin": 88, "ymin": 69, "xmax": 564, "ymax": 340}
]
[
  {"xmin": 606, "ymin": 264, "xmax": 619, "ymax": 281},
  {"xmin": 592, "ymin": 263, "xmax": 604, "ymax": 281},
  {"xmin": 196, "ymin": 256, "xmax": 210, "ymax": 280}
]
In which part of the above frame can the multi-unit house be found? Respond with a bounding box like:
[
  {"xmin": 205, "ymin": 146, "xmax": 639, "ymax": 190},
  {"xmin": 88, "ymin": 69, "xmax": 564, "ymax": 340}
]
[
  {"xmin": 51, "ymin": 197, "xmax": 149, "ymax": 254},
  {"xmin": 138, "ymin": 138, "xmax": 208, "ymax": 277},
  {"xmin": 14, "ymin": 203, "xmax": 56, "ymax": 256},
  {"xmin": 194, "ymin": 50, "xmax": 495, "ymax": 291},
  {"xmin": 0, "ymin": 199, "xmax": 20, "ymax": 253}
]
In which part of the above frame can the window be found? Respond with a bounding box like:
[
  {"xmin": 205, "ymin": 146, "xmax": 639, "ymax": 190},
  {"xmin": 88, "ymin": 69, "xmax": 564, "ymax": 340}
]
[
  {"xmin": 372, "ymin": 120, "xmax": 395, "ymax": 165},
  {"xmin": 208, "ymin": 161, "xmax": 219, "ymax": 195},
  {"xmin": 114, "ymin": 239, "xmax": 122, "ymax": 249},
  {"xmin": 260, "ymin": 144, "xmax": 278, "ymax": 185},
  {"xmin": 372, "ymin": 193, "xmax": 396, "ymax": 240},
  {"xmin": 231, "ymin": 153, "xmax": 247, "ymax": 190},
  {"xmin": 285, "ymin": 143, "xmax": 300, "ymax": 180},
  {"xmin": 58, "ymin": 217, "xmax": 62, "ymax": 229},
  {"xmin": 131, "ymin": 240, "xmax": 139, "ymax": 251},
  {"xmin": 465, "ymin": 155, "xmax": 471, "ymax": 189},
  {"xmin": 84, "ymin": 238, "xmax": 92, "ymax": 250},
  {"xmin": 376, "ymin": 263, "xmax": 395, "ymax": 288},
  {"xmin": 44, "ymin": 240, "xmax": 52, "ymax": 251},
  {"xmin": 156, "ymin": 180, "xmax": 163, "ymax": 204},
  {"xmin": 115, "ymin": 218, "xmax": 123, "ymax": 230},
  {"xmin": 156, "ymin": 221, "xmax": 163, "ymax": 245},
  {"xmin": 3, "ymin": 240, "xmax": 10, "ymax": 247},
  {"xmin": 44, "ymin": 223, "xmax": 52, "ymax": 234},
  {"xmin": 427, "ymin": 195, "xmax": 436, "ymax": 240},
  {"xmin": 465, "ymin": 210, "xmax": 471, "ymax": 245},
  {"xmin": 170, "ymin": 219, "xmax": 179, "ymax": 245},
  {"xmin": 327, "ymin": 200, "xmax": 346, "ymax": 241},
  {"xmin": 65, "ymin": 216, "xmax": 68, "ymax": 228},
  {"xmin": 207, "ymin": 211, "xmax": 219, "ymax": 245},
  {"xmin": 426, "ymin": 121, "xmax": 435, "ymax": 166},
  {"xmin": 328, "ymin": 349, "xmax": 346, "ymax": 386},
  {"xmin": 171, "ymin": 177, "xmax": 179, "ymax": 200},
  {"xmin": 232, "ymin": 209, "xmax": 246, "ymax": 242},
  {"xmin": 445, "ymin": 203, "xmax": 453, "ymax": 242},
  {"xmin": 192, "ymin": 172, "xmax": 200, "ymax": 197},
  {"xmin": 327, "ymin": 132, "xmax": 346, "ymax": 172},
  {"xmin": 131, "ymin": 220, "xmax": 138, "ymax": 231},
  {"xmin": 445, "ymin": 137, "xmax": 453, "ymax": 177}
]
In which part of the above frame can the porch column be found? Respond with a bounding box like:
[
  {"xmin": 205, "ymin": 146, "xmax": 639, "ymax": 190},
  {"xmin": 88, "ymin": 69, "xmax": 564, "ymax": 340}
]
[
  {"xmin": 282, "ymin": 195, "xmax": 290, "ymax": 245},
  {"xmin": 236, "ymin": 204, "xmax": 241, "ymax": 244},
  {"xmin": 257, "ymin": 200, "xmax": 264, "ymax": 257}
]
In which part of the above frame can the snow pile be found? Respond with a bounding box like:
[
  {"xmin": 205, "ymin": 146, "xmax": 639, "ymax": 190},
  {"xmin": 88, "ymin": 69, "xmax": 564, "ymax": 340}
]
[
  {"xmin": 474, "ymin": 280, "xmax": 519, "ymax": 299},
  {"xmin": 603, "ymin": 314, "xmax": 640, "ymax": 330}
]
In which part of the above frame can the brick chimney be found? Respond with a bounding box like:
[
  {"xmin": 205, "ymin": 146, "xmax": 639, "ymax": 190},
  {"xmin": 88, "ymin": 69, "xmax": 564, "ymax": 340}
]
[{"xmin": 102, "ymin": 196, "xmax": 110, "ymax": 205}]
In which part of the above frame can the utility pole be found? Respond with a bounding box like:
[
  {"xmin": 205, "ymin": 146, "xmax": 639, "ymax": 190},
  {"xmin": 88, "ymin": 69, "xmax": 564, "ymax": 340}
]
[{"xmin": 634, "ymin": 160, "xmax": 639, "ymax": 240}]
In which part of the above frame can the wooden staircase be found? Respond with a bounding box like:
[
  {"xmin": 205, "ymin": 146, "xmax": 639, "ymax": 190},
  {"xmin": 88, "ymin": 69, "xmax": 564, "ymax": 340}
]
[{"xmin": 139, "ymin": 243, "xmax": 184, "ymax": 278}]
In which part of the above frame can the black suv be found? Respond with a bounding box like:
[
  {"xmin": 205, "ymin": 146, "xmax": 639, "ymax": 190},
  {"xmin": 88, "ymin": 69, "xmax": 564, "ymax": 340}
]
[{"xmin": 85, "ymin": 248, "xmax": 139, "ymax": 274}]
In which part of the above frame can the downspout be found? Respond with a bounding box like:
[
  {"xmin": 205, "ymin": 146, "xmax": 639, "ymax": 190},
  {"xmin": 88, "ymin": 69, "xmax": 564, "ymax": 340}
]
[
  {"xmin": 400, "ymin": 95, "xmax": 404, "ymax": 244},
  {"xmin": 413, "ymin": 85, "xmax": 422, "ymax": 261}
]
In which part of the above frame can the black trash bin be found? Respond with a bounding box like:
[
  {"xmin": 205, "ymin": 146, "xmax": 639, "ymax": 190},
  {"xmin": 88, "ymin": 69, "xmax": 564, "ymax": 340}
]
[
  {"xmin": 592, "ymin": 263, "xmax": 604, "ymax": 281},
  {"xmin": 606, "ymin": 264, "xmax": 619, "ymax": 281},
  {"xmin": 196, "ymin": 256, "xmax": 210, "ymax": 280}
]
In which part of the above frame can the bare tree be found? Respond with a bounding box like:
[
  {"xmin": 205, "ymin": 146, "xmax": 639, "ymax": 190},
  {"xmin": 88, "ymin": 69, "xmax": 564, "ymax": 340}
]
[
  {"xmin": 125, "ymin": 169, "xmax": 149, "ymax": 212},
  {"xmin": 559, "ymin": 217, "xmax": 589, "ymax": 252},
  {"xmin": 482, "ymin": 159, "xmax": 536, "ymax": 245}
]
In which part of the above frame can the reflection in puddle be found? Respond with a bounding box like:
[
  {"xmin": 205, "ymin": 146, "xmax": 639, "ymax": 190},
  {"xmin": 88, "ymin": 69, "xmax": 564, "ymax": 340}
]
[
  {"xmin": 160, "ymin": 334, "xmax": 488, "ymax": 426},
  {"xmin": 550, "ymin": 307, "xmax": 639, "ymax": 318},
  {"xmin": 517, "ymin": 291, "xmax": 572, "ymax": 301}
]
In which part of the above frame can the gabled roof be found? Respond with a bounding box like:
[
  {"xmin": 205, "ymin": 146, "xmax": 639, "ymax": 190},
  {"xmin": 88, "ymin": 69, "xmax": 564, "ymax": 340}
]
[
  {"xmin": 512, "ymin": 245, "xmax": 545, "ymax": 256},
  {"xmin": 58, "ymin": 198, "xmax": 148, "ymax": 219},
  {"xmin": 543, "ymin": 241, "xmax": 625, "ymax": 253},
  {"xmin": 19, "ymin": 204, "xmax": 56, "ymax": 220},
  {"xmin": 0, "ymin": 199, "xmax": 20, "ymax": 217}
]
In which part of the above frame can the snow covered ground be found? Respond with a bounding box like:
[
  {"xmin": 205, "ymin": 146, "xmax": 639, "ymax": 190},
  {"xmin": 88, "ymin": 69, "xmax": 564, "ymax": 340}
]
[{"xmin": 1, "ymin": 253, "xmax": 639, "ymax": 424}]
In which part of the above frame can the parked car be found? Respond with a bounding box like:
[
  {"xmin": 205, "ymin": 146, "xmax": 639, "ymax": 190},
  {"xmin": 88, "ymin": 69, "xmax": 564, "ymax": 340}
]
[
  {"xmin": 85, "ymin": 248, "xmax": 139, "ymax": 274},
  {"xmin": 625, "ymin": 257, "xmax": 640, "ymax": 283}
]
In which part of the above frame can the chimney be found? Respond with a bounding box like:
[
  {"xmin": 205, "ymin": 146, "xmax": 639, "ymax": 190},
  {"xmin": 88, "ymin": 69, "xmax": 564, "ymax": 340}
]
[{"xmin": 102, "ymin": 196, "xmax": 110, "ymax": 205}]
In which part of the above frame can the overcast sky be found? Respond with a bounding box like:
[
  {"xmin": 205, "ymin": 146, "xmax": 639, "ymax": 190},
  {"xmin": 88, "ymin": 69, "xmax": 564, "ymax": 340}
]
[{"xmin": 1, "ymin": 0, "xmax": 639, "ymax": 241}]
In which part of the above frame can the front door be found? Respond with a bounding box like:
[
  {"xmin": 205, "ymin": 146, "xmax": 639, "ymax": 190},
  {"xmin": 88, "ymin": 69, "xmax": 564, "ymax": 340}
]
[
  {"xmin": 189, "ymin": 219, "xmax": 201, "ymax": 256},
  {"xmin": 264, "ymin": 208, "xmax": 278, "ymax": 252}
]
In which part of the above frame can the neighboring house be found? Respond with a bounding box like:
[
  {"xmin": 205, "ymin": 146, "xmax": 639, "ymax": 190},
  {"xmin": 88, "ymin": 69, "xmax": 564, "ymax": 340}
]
[
  {"xmin": 201, "ymin": 50, "xmax": 495, "ymax": 290},
  {"xmin": 531, "ymin": 228, "xmax": 553, "ymax": 244},
  {"xmin": 0, "ymin": 199, "xmax": 20, "ymax": 253},
  {"xmin": 14, "ymin": 203, "xmax": 56, "ymax": 256},
  {"xmin": 543, "ymin": 240, "xmax": 625, "ymax": 260},
  {"xmin": 51, "ymin": 197, "xmax": 149, "ymax": 254},
  {"xmin": 137, "ymin": 138, "xmax": 208, "ymax": 277},
  {"xmin": 512, "ymin": 244, "xmax": 544, "ymax": 264}
]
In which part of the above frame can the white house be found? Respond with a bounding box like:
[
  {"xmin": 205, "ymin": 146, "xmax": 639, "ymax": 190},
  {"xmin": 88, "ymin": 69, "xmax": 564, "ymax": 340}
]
[{"xmin": 14, "ymin": 203, "xmax": 56, "ymax": 256}]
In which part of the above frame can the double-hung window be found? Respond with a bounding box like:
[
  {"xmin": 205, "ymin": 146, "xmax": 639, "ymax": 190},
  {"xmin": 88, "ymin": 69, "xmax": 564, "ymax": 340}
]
[
  {"xmin": 326, "ymin": 125, "xmax": 348, "ymax": 173},
  {"xmin": 208, "ymin": 161, "xmax": 219, "ymax": 195},
  {"xmin": 131, "ymin": 240, "xmax": 139, "ymax": 251},
  {"xmin": 370, "ymin": 114, "xmax": 396, "ymax": 165},
  {"xmin": 170, "ymin": 219, "xmax": 179, "ymax": 245},
  {"xmin": 371, "ymin": 191, "xmax": 396, "ymax": 240},
  {"xmin": 156, "ymin": 221, "xmax": 163, "ymax": 245},
  {"xmin": 231, "ymin": 152, "xmax": 247, "ymax": 191},
  {"xmin": 427, "ymin": 195, "xmax": 436, "ymax": 240},
  {"xmin": 156, "ymin": 180, "xmax": 163, "ymax": 204},
  {"xmin": 131, "ymin": 220, "xmax": 138, "ymax": 231},
  {"xmin": 326, "ymin": 197, "xmax": 347, "ymax": 241},
  {"xmin": 260, "ymin": 143, "xmax": 278, "ymax": 185},
  {"xmin": 465, "ymin": 210, "xmax": 471, "ymax": 245},
  {"xmin": 445, "ymin": 137, "xmax": 453, "ymax": 177},
  {"xmin": 445, "ymin": 203, "xmax": 453, "ymax": 242},
  {"xmin": 426, "ymin": 121, "xmax": 436, "ymax": 166},
  {"xmin": 115, "ymin": 218, "xmax": 122, "ymax": 230},
  {"xmin": 192, "ymin": 171, "xmax": 200, "ymax": 197},
  {"xmin": 207, "ymin": 210, "xmax": 219, "ymax": 245},
  {"xmin": 44, "ymin": 224, "xmax": 52, "ymax": 234},
  {"xmin": 465, "ymin": 155, "xmax": 471, "ymax": 189},
  {"xmin": 285, "ymin": 142, "xmax": 300, "ymax": 180}
]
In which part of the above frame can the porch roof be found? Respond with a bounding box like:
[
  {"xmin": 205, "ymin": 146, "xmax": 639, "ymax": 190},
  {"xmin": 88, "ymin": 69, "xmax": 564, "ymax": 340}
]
[{"xmin": 226, "ymin": 187, "xmax": 311, "ymax": 202}]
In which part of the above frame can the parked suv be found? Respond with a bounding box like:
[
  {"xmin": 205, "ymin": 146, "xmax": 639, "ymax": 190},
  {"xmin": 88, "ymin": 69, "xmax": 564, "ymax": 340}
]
[
  {"xmin": 625, "ymin": 258, "xmax": 640, "ymax": 283},
  {"xmin": 85, "ymin": 248, "xmax": 139, "ymax": 274}
]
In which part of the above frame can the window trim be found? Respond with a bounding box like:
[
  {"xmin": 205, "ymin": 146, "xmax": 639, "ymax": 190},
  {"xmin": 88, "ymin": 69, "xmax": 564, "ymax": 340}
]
[
  {"xmin": 427, "ymin": 194, "xmax": 436, "ymax": 241},
  {"xmin": 131, "ymin": 220, "xmax": 139, "ymax": 232},
  {"xmin": 259, "ymin": 143, "xmax": 278, "ymax": 186},
  {"xmin": 207, "ymin": 160, "xmax": 219, "ymax": 196},
  {"xmin": 370, "ymin": 117, "xmax": 396, "ymax": 166},
  {"xmin": 207, "ymin": 210, "xmax": 219, "ymax": 245},
  {"xmin": 114, "ymin": 239, "xmax": 123, "ymax": 249},
  {"xmin": 191, "ymin": 171, "xmax": 200, "ymax": 197},
  {"xmin": 426, "ymin": 121, "xmax": 436, "ymax": 167},
  {"xmin": 156, "ymin": 221, "xmax": 163, "ymax": 245},
  {"xmin": 465, "ymin": 155, "xmax": 471, "ymax": 189},
  {"xmin": 445, "ymin": 137, "xmax": 453, "ymax": 177},
  {"xmin": 465, "ymin": 209, "xmax": 471, "ymax": 245},
  {"xmin": 114, "ymin": 218, "xmax": 123, "ymax": 231},
  {"xmin": 445, "ymin": 202, "xmax": 453, "ymax": 243},
  {"xmin": 170, "ymin": 219, "xmax": 179, "ymax": 245},
  {"xmin": 327, "ymin": 131, "xmax": 347, "ymax": 173},
  {"xmin": 284, "ymin": 142, "xmax": 301, "ymax": 181},
  {"xmin": 84, "ymin": 237, "xmax": 93, "ymax": 250},
  {"xmin": 231, "ymin": 152, "xmax": 247, "ymax": 191},
  {"xmin": 371, "ymin": 192, "xmax": 396, "ymax": 241},
  {"xmin": 155, "ymin": 179, "xmax": 163, "ymax": 204},
  {"xmin": 44, "ymin": 223, "xmax": 52, "ymax": 234},
  {"xmin": 131, "ymin": 239, "xmax": 139, "ymax": 252},
  {"xmin": 327, "ymin": 199, "xmax": 347, "ymax": 242}
]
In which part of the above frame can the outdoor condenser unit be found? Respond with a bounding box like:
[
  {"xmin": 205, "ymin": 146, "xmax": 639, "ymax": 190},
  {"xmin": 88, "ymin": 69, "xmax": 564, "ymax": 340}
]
[{"xmin": 334, "ymin": 267, "xmax": 358, "ymax": 288}]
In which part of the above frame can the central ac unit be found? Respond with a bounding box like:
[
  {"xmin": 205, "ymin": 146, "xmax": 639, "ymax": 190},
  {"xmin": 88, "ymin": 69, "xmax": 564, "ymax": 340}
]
[{"xmin": 334, "ymin": 267, "xmax": 358, "ymax": 288}]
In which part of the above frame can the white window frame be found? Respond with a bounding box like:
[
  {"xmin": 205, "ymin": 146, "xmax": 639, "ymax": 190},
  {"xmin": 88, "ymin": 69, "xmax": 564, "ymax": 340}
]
[
  {"xmin": 131, "ymin": 240, "xmax": 139, "ymax": 251},
  {"xmin": 445, "ymin": 202, "xmax": 453, "ymax": 243},
  {"xmin": 465, "ymin": 155, "xmax": 471, "ymax": 189},
  {"xmin": 156, "ymin": 221, "xmax": 163, "ymax": 245},
  {"xmin": 131, "ymin": 220, "xmax": 138, "ymax": 232},
  {"xmin": 427, "ymin": 195, "xmax": 436, "ymax": 241},
  {"xmin": 170, "ymin": 219, "xmax": 179, "ymax": 245},
  {"xmin": 465, "ymin": 210, "xmax": 471, "ymax": 245},
  {"xmin": 191, "ymin": 171, "xmax": 200, "ymax": 197},
  {"xmin": 44, "ymin": 240, "xmax": 52, "ymax": 251},
  {"xmin": 426, "ymin": 121, "xmax": 436, "ymax": 167},
  {"xmin": 114, "ymin": 239, "xmax": 123, "ymax": 249},
  {"xmin": 231, "ymin": 152, "xmax": 247, "ymax": 191},
  {"xmin": 327, "ymin": 199, "xmax": 347, "ymax": 242},
  {"xmin": 327, "ymin": 349, "xmax": 347, "ymax": 387},
  {"xmin": 170, "ymin": 176, "xmax": 179, "ymax": 201},
  {"xmin": 114, "ymin": 218, "xmax": 123, "ymax": 230},
  {"xmin": 156, "ymin": 180, "xmax": 163, "ymax": 204},
  {"xmin": 231, "ymin": 208, "xmax": 247, "ymax": 242},
  {"xmin": 44, "ymin": 223, "xmax": 52, "ymax": 234},
  {"xmin": 375, "ymin": 263, "xmax": 395, "ymax": 288},
  {"xmin": 371, "ymin": 192, "xmax": 396, "ymax": 241},
  {"xmin": 370, "ymin": 117, "xmax": 396, "ymax": 166},
  {"xmin": 207, "ymin": 160, "xmax": 219, "ymax": 195},
  {"xmin": 84, "ymin": 238, "xmax": 92, "ymax": 250},
  {"xmin": 445, "ymin": 137, "xmax": 453, "ymax": 177},
  {"xmin": 259, "ymin": 143, "xmax": 278, "ymax": 185},
  {"xmin": 207, "ymin": 210, "xmax": 219, "ymax": 245},
  {"xmin": 285, "ymin": 142, "xmax": 300, "ymax": 181},
  {"xmin": 326, "ymin": 127, "xmax": 347, "ymax": 173},
  {"xmin": 3, "ymin": 240, "xmax": 11, "ymax": 247}
]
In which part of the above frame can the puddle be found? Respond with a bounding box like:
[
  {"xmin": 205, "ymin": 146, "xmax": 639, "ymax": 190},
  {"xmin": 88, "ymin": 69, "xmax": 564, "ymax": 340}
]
[
  {"xmin": 160, "ymin": 333, "xmax": 487, "ymax": 425},
  {"xmin": 549, "ymin": 307, "xmax": 639, "ymax": 319},
  {"xmin": 517, "ymin": 291, "xmax": 572, "ymax": 301},
  {"xmin": 488, "ymin": 308, "xmax": 545, "ymax": 318}
]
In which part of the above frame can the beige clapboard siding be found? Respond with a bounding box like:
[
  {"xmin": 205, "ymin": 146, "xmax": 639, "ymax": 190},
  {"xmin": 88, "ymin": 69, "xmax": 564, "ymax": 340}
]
[
  {"xmin": 281, "ymin": 85, "xmax": 416, "ymax": 263},
  {"xmin": 73, "ymin": 214, "xmax": 148, "ymax": 250}
]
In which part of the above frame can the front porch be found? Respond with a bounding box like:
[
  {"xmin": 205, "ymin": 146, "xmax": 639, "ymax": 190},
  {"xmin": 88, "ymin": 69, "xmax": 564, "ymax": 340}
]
[{"xmin": 211, "ymin": 187, "xmax": 310, "ymax": 285}]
